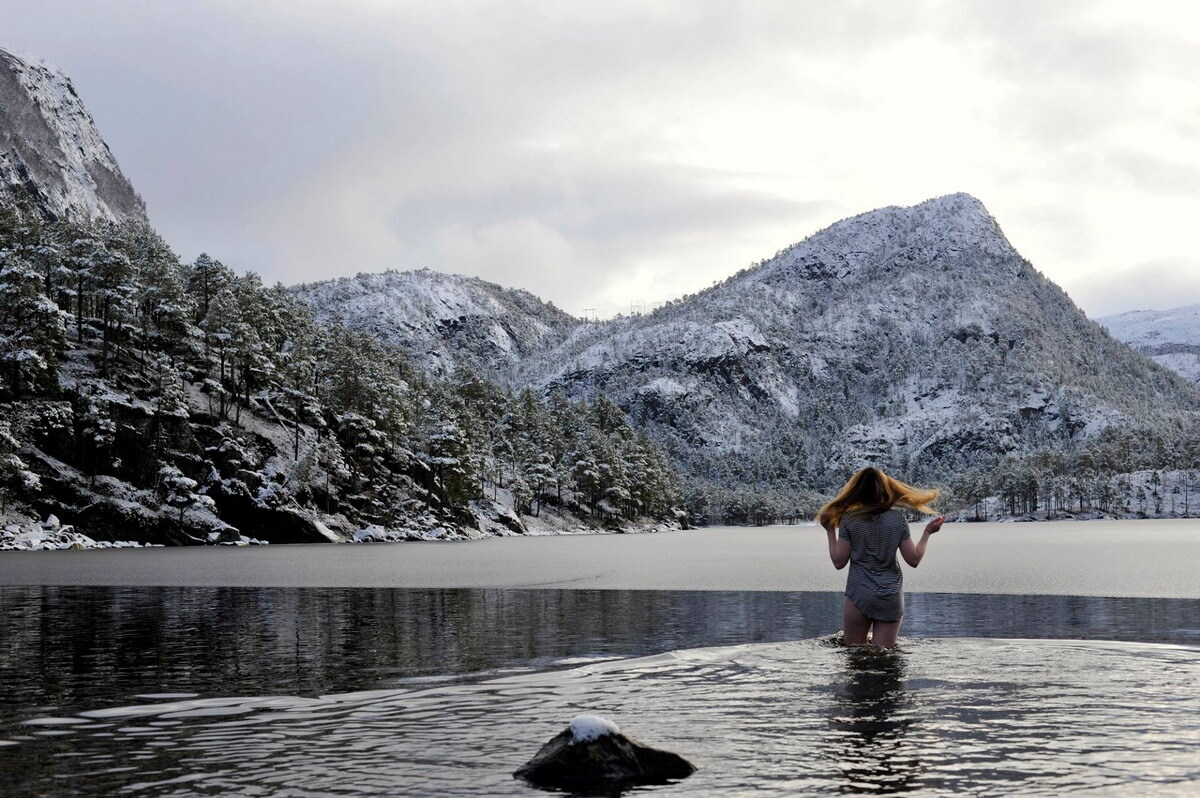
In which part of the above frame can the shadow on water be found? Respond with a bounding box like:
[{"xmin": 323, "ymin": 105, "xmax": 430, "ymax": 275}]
[{"xmin": 831, "ymin": 646, "xmax": 920, "ymax": 794}]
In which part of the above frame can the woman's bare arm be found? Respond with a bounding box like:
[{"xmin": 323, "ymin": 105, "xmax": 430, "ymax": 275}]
[
  {"xmin": 899, "ymin": 515, "xmax": 946, "ymax": 567},
  {"xmin": 821, "ymin": 510, "xmax": 851, "ymax": 569}
]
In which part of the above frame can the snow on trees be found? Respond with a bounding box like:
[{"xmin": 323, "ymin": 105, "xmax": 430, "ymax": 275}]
[
  {"xmin": 0, "ymin": 242, "xmax": 66, "ymax": 398},
  {"xmin": 158, "ymin": 464, "xmax": 215, "ymax": 525},
  {"xmin": 0, "ymin": 421, "xmax": 40, "ymax": 512},
  {"xmin": 0, "ymin": 203, "xmax": 686, "ymax": 543}
]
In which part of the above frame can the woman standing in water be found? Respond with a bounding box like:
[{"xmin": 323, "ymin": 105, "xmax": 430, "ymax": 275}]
[{"xmin": 818, "ymin": 467, "xmax": 947, "ymax": 647}]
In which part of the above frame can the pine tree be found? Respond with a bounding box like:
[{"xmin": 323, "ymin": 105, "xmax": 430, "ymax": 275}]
[
  {"xmin": 187, "ymin": 253, "xmax": 232, "ymax": 328},
  {"xmin": 88, "ymin": 236, "xmax": 136, "ymax": 376},
  {"xmin": 75, "ymin": 383, "xmax": 117, "ymax": 484},
  {"xmin": 0, "ymin": 420, "xmax": 40, "ymax": 512},
  {"xmin": 159, "ymin": 464, "xmax": 215, "ymax": 525},
  {"xmin": 132, "ymin": 227, "xmax": 191, "ymax": 364},
  {"xmin": 0, "ymin": 248, "xmax": 66, "ymax": 398}
]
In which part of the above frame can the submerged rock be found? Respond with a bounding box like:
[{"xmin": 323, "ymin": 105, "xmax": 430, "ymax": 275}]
[{"xmin": 514, "ymin": 714, "xmax": 695, "ymax": 791}]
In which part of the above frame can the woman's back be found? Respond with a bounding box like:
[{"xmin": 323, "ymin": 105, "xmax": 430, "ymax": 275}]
[
  {"xmin": 839, "ymin": 508, "xmax": 910, "ymax": 605},
  {"xmin": 819, "ymin": 466, "xmax": 945, "ymax": 645}
]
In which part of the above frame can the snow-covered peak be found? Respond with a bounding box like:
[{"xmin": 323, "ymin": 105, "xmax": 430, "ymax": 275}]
[
  {"xmin": 746, "ymin": 192, "xmax": 1013, "ymax": 286},
  {"xmin": 0, "ymin": 46, "xmax": 147, "ymax": 224},
  {"xmin": 297, "ymin": 268, "xmax": 567, "ymax": 325}
]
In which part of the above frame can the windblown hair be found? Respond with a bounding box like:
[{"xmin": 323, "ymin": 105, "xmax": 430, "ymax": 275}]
[{"xmin": 817, "ymin": 467, "xmax": 938, "ymax": 529}]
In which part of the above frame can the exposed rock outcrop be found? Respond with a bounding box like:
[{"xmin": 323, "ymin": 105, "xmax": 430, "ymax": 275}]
[
  {"xmin": 0, "ymin": 46, "xmax": 148, "ymax": 224},
  {"xmin": 514, "ymin": 715, "xmax": 695, "ymax": 791}
]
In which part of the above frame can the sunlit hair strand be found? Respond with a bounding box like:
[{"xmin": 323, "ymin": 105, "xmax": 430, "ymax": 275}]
[{"xmin": 816, "ymin": 466, "xmax": 938, "ymax": 528}]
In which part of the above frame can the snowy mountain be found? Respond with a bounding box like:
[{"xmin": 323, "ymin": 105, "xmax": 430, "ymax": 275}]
[
  {"xmin": 293, "ymin": 194, "xmax": 1200, "ymax": 506},
  {"xmin": 517, "ymin": 193, "xmax": 1200, "ymax": 493},
  {"xmin": 0, "ymin": 46, "xmax": 147, "ymax": 224},
  {"xmin": 292, "ymin": 269, "xmax": 579, "ymax": 379},
  {"xmin": 1099, "ymin": 305, "xmax": 1200, "ymax": 384}
]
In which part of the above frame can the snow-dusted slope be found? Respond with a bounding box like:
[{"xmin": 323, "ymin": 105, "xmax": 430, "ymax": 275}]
[
  {"xmin": 292, "ymin": 268, "xmax": 579, "ymax": 379},
  {"xmin": 0, "ymin": 46, "xmax": 147, "ymax": 224},
  {"xmin": 1099, "ymin": 305, "xmax": 1200, "ymax": 384},
  {"xmin": 289, "ymin": 193, "xmax": 1199, "ymax": 493},
  {"xmin": 514, "ymin": 193, "xmax": 1200, "ymax": 489}
]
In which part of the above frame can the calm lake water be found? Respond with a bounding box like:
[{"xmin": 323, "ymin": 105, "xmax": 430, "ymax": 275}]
[{"xmin": 1, "ymin": 523, "xmax": 1199, "ymax": 795}]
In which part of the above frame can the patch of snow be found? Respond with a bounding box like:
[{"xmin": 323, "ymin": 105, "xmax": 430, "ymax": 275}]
[
  {"xmin": 639, "ymin": 377, "xmax": 689, "ymax": 397},
  {"xmin": 569, "ymin": 714, "xmax": 620, "ymax": 743},
  {"xmin": 0, "ymin": 515, "xmax": 154, "ymax": 551}
]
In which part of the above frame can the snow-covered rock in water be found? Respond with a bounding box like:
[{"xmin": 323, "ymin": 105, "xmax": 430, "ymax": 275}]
[
  {"xmin": 0, "ymin": 47, "xmax": 147, "ymax": 224},
  {"xmin": 514, "ymin": 716, "xmax": 695, "ymax": 789},
  {"xmin": 1099, "ymin": 304, "xmax": 1200, "ymax": 384}
]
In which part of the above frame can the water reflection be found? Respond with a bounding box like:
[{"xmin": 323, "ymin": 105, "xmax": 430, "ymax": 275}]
[
  {"xmin": 1, "ymin": 587, "xmax": 1198, "ymax": 728},
  {"xmin": 831, "ymin": 647, "xmax": 920, "ymax": 794}
]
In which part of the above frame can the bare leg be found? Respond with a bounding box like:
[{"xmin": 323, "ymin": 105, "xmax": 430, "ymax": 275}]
[
  {"xmin": 842, "ymin": 597, "xmax": 871, "ymax": 645},
  {"xmin": 870, "ymin": 619, "xmax": 902, "ymax": 648}
]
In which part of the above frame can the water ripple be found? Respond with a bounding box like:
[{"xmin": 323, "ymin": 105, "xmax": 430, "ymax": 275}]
[{"xmin": 1, "ymin": 637, "xmax": 1196, "ymax": 796}]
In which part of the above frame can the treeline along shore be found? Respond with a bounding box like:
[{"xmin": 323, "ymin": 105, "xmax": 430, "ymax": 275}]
[{"xmin": 0, "ymin": 203, "xmax": 682, "ymax": 547}]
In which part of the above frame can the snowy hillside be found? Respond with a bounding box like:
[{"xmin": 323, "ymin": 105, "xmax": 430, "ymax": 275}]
[
  {"xmin": 1099, "ymin": 305, "xmax": 1200, "ymax": 384},
  {"xmin": 288, "ymin": 193, "xmax": 1200, "ymax": 518},
  {"xmin": 513, "ymin": 193, "xmax": 1200, "ymax": 506},
  {"xmin": 0, "ymin": 46, "xmax": 147, "ymax": 224},
  {"xmin": 0, "ymin": 211, "xmax": 683, "ymax": 547},
  {"xmin": 292, "ymin": 269, "xmax": 578, "ymax": 379}
]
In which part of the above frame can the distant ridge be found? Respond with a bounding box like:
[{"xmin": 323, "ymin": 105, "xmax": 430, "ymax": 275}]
[
  {"xmin": 1100, "ymin": 304, "xmax": 1200, "ymax": 384},
  {"xmin": 293, "ymin": 268, "xmax": 579, "ymax": 380}
]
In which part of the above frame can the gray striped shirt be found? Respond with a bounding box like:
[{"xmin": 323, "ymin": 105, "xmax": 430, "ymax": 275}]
[{"xmin": 839, "ymin": 508, "xmax": 911, "ymax": 622}]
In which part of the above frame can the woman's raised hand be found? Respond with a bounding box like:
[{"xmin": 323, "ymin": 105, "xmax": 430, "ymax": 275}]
[
  {"xmin": 818, "ymin": 508, "xmax": 834, "ymax": 532},
  {"xmin": 924, "ymin": 515, "xmax": 947, "ymax": 535}
]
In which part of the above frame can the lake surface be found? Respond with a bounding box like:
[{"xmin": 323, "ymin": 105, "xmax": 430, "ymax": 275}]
[
  {"xmin": 3, "ymin": 520, "xmax": 1200, "ymax": 596},
  {"xmin": 1, "ymin": 522, "xmax": 1199, "ymax": 795}
]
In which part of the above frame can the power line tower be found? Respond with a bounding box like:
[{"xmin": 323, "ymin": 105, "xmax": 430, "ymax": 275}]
[
  {"xmin": 582, "ymin": 308, "xmax": 597, "ymax": 322},
  {"xmin": 630, "ymin": 301, "xmax": 646, "ymax": 316}
]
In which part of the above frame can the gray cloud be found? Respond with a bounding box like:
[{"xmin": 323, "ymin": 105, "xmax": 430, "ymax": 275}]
[
  {"xmin": 1103, "ymin": 152, "xmax": 1200, "ymax": 196},
  {"xmin": 1065, "ymin": 258, "xmax": 1200, "ymax": 318},
  {"xmin": 1, "ymin": 0, "xmax": 1197, "ymax": 317}
]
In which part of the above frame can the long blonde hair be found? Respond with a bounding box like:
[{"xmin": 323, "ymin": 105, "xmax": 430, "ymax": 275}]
[{"xmin": 817, "ymin": 466, "xmax": 937, "ymax": 528}]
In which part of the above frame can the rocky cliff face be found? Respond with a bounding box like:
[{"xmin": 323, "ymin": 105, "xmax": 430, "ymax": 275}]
[
  {"xmin": 0, "ymin": 47, "xmax": 147, "ymax": 224},
  {"xmin": 1099, "ymin": 305, "xmax": 1200, "ymax": 385}
]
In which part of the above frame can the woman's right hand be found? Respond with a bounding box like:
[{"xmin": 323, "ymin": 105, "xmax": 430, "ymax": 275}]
[
  {"xmin": 924, "ymin": 515, "xmax": 947, "ymax": 535},
  {"xmin": 818, "ymin": 509, "xmax": 834, "ymax": 532}
]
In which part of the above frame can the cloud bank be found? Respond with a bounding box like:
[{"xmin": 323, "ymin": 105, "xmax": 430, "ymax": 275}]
[{"xmin": 1, "ymin": 0, "xmax": 1197, "ymax": 317}]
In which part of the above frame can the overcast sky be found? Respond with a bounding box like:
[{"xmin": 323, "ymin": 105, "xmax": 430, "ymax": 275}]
[{"xmin": 3, "ymin": 0, "xmax": 1198, "ymax": 318}]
